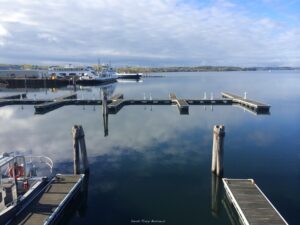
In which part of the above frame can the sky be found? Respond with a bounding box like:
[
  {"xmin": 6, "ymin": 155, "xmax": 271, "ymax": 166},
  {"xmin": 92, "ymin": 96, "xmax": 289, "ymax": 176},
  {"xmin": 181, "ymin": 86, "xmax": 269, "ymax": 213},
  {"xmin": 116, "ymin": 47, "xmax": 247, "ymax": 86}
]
[{"xmin": 0, "ymin": 0, "xmax": 299, "ymax": 67}]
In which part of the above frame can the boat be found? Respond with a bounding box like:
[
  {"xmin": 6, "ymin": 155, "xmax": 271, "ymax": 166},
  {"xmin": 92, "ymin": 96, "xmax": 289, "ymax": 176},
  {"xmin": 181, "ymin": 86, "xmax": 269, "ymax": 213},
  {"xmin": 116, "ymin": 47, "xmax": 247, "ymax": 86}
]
[
  {"xmin": 77, "ymin": 64, "xmax": 117, "ymax": 86},
  {"xmin": 116, "ymin": 72, "xmax": 143, "ymax": 80},
  {"xmin": 0, "ymin": 152, "xmax": 53, "ymax": 224}
]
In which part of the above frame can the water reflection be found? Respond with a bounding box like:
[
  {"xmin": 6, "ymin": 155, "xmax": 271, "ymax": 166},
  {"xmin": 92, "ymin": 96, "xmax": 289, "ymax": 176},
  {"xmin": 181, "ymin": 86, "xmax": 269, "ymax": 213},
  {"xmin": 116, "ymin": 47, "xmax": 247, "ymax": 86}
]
[
  {"xmin": 0, "ymin": 72, "xmax": 299, "ymax": 224},
  {"xmin": 211, "ymin": 173, "xmax": 221, "ymax": 216}
]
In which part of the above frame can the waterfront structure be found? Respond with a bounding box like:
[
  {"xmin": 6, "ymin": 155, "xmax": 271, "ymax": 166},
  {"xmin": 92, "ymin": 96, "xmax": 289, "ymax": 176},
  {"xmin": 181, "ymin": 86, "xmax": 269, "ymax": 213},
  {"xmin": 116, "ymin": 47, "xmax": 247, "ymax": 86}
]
[{"xmin": 0, "ymin": 70, "xmax": 48, "ymax": 78}]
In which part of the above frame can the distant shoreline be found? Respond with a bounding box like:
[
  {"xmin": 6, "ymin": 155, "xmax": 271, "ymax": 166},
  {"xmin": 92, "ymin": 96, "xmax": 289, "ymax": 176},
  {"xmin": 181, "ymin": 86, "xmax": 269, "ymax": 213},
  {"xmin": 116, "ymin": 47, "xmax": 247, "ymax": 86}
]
[{"xmin": 0, "ymin": 64, "xmax": 299, "ymax": 73}]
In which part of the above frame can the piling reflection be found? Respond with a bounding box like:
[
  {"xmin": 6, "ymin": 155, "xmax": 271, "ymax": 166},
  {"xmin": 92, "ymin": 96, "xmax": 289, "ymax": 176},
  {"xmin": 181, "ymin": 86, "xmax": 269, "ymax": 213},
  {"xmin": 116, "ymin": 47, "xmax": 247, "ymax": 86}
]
[
  {"xmin": 103, "ymin": 114, "xmax": 109, "ymax": 137},
  {"xmin": 211, "ymin": 173, "xmax": 221, "ymax": 216},
  {"xmin": 78, "ymin": 173, "xmax": 89, "ymax": 217}
]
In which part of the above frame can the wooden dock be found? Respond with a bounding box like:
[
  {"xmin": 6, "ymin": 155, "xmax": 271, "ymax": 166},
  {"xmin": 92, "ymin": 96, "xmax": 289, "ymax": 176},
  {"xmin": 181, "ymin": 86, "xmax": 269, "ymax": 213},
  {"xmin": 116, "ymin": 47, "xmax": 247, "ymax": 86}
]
[
  {"xmin": 9, "ymin": 174, "xmax": 84, "ymax": 225},
  {"xmin": 107, "ymin": 99, "xmax": 124, "ymax": 114},
  {"xmin": 169, "ymin": 93, "xmax": 189, "ymax": 114},
  {"xmin": 223, "ymin": 178, "xmax": 288, "ymax": 225},
  {"xmin": 222, "ymin": 92, "xmax": 270, "ymax": 113},
  {"xmin": 0, "ymin": 92, "xmax": 270, "ymax": 115},
  {"xmin": 0, "ymin": 93, "xmax": 27, "ymax": 107},
  {"xmin": 0, "ymin": 93, "xmax": 26, "ymax": 100},
  {"xmin": 34, "ymin": 93, "xmax": 77, "ymax": 114}
]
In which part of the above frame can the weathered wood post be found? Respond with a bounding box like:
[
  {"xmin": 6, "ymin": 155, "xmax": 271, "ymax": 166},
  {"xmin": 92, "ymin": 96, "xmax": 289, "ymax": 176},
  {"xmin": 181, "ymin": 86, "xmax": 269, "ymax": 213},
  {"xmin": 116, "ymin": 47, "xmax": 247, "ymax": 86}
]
[
  {"xmin": 72, "ymin": 125, "xmax": 80, "ymax": 175},
  {"xmin": 72, "ymin": 125, "xmax": 89, "ymax": 175},
  {"xmin": 78, "ymin": 126, "xmax": 89, "ymax": 174},
  {"xmin": 211, "ymin": 125, "xmax": 225, "ymax": 176}
]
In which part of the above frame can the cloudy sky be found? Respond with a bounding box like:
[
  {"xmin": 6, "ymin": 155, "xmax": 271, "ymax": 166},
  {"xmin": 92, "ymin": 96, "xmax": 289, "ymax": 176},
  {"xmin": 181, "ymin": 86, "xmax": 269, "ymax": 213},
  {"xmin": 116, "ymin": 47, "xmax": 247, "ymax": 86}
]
[{"xmin": 0, "ymin": 0, "xmax": 299, "ymax": 66}]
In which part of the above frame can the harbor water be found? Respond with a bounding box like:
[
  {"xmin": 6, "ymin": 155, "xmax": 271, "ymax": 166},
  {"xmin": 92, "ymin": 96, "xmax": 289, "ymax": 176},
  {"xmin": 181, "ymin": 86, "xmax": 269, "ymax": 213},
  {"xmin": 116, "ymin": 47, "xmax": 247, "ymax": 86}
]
[{"xmin": 0, "ymin": 71, "xmax": 299, "ymax": 225}]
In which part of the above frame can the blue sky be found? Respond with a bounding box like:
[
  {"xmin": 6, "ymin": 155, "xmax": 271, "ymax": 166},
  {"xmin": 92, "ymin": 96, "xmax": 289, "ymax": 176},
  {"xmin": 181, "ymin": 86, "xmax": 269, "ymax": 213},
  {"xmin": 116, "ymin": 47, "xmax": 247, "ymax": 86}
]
[{"xmin": 0, "ymin": 0, "xmax": 299, "ymax": 66}]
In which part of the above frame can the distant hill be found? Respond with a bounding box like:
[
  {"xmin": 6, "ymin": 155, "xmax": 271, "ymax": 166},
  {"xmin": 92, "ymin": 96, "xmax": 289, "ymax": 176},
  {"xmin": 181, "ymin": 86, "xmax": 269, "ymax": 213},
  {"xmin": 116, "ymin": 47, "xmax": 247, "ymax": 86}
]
[{"xmin": 0, "ymin": 64, "xmax": 298, "ymax": 73}]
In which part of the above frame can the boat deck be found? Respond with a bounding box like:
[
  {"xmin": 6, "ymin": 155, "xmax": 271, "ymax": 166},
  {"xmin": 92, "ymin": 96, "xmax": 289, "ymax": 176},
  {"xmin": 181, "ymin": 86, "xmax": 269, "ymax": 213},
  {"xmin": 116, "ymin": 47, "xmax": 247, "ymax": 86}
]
[{"xmin": 9, "ymin": 174, "xmax": 84, "ymax": 225}]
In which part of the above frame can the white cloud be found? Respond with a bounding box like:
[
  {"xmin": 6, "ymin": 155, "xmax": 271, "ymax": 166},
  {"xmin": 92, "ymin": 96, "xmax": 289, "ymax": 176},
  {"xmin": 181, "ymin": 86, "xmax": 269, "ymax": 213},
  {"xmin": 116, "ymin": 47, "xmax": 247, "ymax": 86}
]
[
  {"xmin": 0, "ymin": 0, "xmax": 299, "ymax": 66},
  {"xmin": 0, "ymin": 25, "xmax": 9, "ymax": 36}
]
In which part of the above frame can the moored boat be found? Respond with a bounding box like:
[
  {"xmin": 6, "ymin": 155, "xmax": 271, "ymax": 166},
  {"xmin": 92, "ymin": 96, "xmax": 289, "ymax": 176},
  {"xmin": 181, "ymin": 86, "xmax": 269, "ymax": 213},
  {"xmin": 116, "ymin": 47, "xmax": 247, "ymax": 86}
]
[
  {"xmin": 0, "ymin": 152, "xmax": 53, "ymax": 224},
  {"xmin": 77, "ymin": 64, "xmax": 117, "ymax": 86}
]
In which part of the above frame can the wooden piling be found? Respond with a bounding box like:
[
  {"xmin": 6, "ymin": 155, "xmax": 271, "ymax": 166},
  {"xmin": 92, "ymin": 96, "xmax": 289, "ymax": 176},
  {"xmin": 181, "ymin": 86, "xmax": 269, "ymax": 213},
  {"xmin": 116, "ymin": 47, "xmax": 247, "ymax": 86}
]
[
  {"xmin": 72, "ymin": 126, "xmax": 80, "ymax": 175},
  {"xmin": 211, "ymin": 125, "xmax": 225, "ymax": 176},
  {"xmin": 72, "ymin": 125, "xmax": 89, "ymax": 175}
]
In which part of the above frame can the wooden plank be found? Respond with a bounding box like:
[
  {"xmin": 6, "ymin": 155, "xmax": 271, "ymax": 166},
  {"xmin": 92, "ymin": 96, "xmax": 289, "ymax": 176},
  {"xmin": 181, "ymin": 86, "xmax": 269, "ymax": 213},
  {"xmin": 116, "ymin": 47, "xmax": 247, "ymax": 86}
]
[{"xmin": 223, "ymin": 178, "xmax": 288, "ymax": 225}]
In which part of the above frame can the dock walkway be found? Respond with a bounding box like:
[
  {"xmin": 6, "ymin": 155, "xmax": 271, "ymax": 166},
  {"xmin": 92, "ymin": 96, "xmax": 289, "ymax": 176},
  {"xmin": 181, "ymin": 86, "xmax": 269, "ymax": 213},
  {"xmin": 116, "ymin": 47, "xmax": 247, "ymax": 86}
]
[
  {"xmin": 221, "ymin": 92, "xmax": 270, "ymax": 112},
  {"xmin": 34, "ymin": 93, "xmax": 77, "ymax": 114},
  {"xmin": 10, "ymin": 174, "xmax": 84, "ymax": 225},
  {"xmin": 169, "ymin": 93, "xmax": 189, "ymax": 114},
  {"xmin": 0, "ymin": 92, "xmax": 270, "ymax": 115},
  {"xmin": 223, "ymin": 178, "xmax": 287, "ymax": 225}
]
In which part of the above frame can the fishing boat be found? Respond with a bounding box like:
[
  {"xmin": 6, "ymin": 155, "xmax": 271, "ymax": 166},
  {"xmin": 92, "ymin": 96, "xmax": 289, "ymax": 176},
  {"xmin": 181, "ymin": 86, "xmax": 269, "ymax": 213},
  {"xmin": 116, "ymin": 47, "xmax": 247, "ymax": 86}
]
[
  {"xmin": 116, "ymin": 72, "xmax": 143, "ymax": 80},
  {"xmin": 0, "ymin": 152, "xmax": 53, "ymax": 224}
]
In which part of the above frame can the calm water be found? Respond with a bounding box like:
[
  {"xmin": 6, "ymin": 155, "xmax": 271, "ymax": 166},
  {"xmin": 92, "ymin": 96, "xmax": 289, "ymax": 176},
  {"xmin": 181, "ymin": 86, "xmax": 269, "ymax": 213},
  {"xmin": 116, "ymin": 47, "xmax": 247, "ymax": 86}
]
[{"xmin": 0, "ymin": 71, "xmax": 300, "ymax": 225}]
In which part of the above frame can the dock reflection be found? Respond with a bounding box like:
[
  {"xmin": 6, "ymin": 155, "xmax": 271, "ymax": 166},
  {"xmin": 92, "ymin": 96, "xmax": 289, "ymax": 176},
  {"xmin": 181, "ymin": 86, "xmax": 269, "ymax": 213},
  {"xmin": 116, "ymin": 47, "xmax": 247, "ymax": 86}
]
[{"xmin": 222, "ymin": 194, "xmax": 241, "ymax": 225}]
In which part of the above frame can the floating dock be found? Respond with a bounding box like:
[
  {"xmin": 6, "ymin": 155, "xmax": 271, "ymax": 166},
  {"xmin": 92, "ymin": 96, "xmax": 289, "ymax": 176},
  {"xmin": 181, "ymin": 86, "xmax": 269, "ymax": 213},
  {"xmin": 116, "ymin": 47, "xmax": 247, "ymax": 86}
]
[
  {"xmin": 222, "ymin": 92, "xmax": 270, "ymax": 113},
  {"xmin": 223, "ymin": 178, "xmax": 288, "ymax": 225},
  {"xmin": 0, "ymin": 92, "xmax": 271, "ymax": 115},
  {"xmin": 9, "ymin": 174, "xmax": 84, "ymax": 225},
  {"xmin": 0, "ymin": 93, "xmax": 26, "ymax": 100},
  {"xmin": 169, "ymin": 93, "xmax": 189, "ymax": 114},
  {"xmin": 34, "ymin": 93, "xmax": 77, "ymax": 114}
]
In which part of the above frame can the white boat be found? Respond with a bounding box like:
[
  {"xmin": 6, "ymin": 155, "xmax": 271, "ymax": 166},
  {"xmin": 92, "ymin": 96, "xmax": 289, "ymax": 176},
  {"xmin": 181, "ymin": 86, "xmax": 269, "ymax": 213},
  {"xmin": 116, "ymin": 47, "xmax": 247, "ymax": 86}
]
[
  {"xmin": 0, "ymin": 152, "xmax": 53, "ymax": 224},
  {"xmin": 79, "ymin": 64, "xmax": 117, "ymax": 81}
]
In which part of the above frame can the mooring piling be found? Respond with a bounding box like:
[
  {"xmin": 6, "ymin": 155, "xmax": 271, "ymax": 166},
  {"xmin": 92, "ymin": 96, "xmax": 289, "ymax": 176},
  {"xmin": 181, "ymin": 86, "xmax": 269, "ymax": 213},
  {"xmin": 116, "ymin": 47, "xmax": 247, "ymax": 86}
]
[
  {"xmin": 72, "ymin": 125, "xmax": 89, "ymax": 175},
  {"xmin": 211, "ymin": 125, "xmax": 225, "ymax": 176}
]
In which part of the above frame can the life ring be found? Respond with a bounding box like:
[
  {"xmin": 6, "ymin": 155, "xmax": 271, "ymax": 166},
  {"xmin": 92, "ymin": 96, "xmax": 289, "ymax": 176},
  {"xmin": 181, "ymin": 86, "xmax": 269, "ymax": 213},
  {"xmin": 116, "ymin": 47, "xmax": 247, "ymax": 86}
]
[{"xmin": 8, "ymin": 166, "xmax": 25, "ymax": 178}]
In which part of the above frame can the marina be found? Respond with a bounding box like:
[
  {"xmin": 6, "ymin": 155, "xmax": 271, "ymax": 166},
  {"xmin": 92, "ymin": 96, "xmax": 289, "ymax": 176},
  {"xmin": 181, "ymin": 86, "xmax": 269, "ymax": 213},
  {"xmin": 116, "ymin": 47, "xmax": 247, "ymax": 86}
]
[{"xmin": 0, "ymin": 71, "xmax": 298, "ymax": 225}]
